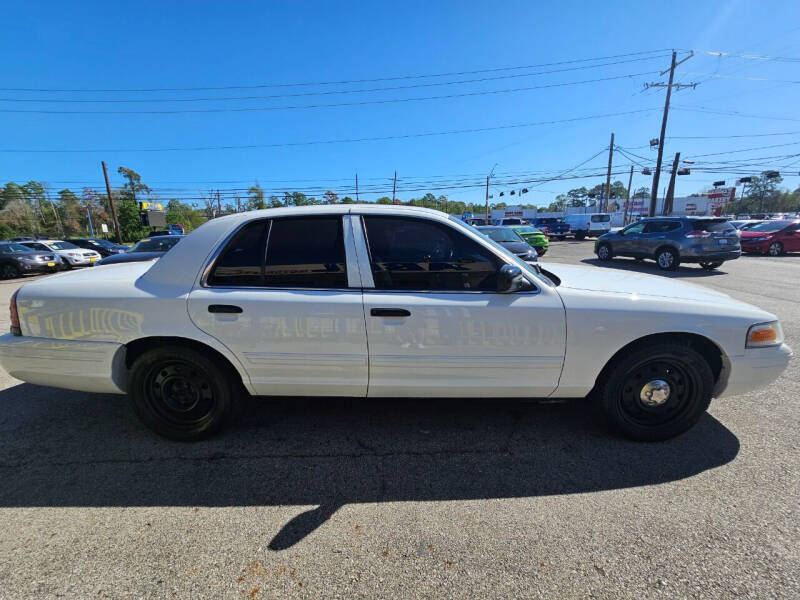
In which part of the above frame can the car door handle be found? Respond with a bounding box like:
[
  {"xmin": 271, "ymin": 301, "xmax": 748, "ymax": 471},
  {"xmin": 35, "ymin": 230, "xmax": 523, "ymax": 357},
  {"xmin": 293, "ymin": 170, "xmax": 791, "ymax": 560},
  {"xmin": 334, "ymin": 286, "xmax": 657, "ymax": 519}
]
[
  {"xmin": 370, "ymin": 308, "xmax": 411, "ymax": 317},
  {"xmin": 208, "ymin": 304, "xmax": 243, "ymax": 314}
]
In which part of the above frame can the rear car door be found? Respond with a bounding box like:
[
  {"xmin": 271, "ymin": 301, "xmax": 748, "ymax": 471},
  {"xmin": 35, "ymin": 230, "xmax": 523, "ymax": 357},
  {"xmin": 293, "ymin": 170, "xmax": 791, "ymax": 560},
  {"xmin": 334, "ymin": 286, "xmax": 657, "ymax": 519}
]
[
  {"xmin": 639, "ymin": 220, "xmax": 682, "ymax": 256},
  {"xmin": 781, "ymin": 222, "xmax": 800, "ymax": 251},
  {"xmin": 356, "ymin": 214, "xmax": 566, "ymax": 398},
  {"xmin": 187, "ymin": 215, "xmax": 368, "ymax": 396}
]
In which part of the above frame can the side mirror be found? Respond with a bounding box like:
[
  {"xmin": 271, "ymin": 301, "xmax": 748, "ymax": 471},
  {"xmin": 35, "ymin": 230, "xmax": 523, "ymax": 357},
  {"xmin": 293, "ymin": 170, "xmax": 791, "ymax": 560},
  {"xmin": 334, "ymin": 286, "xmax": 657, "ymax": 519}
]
[{"xmin": 498, "ymin": 264, "xmax": 532, "ymax": 293}]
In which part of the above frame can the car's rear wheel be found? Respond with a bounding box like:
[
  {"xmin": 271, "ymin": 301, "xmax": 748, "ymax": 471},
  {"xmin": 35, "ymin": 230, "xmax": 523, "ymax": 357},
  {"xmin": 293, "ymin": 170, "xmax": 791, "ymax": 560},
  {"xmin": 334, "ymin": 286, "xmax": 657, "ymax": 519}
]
[
  {"xmin": 768, "ymin": 242, "xmax": 783, "ymax": 256},
  {"xmin": 575, "ymin": 232, "xmax": 586, "ymax": 240},
  {"xmin": 699, "ymin": 261, "xmax": 723, "ymax": 271},
  {"xmin": 598, "ymin": 342, "xmax": 714, "ymax": 441},
  {"xmin": 129, "ymin": 345, "xmax": 239, "ymax": 441},
  {"xmin": 0, "ymin": 263, "xmax": 20, "ymax": 279},
  {"xmin": 655, "ymin": 247, "xmax": 679, "ymax": 271},
  {"xmin": 596, "ymin": 242, "xmax": 613, "ymax": 261}
]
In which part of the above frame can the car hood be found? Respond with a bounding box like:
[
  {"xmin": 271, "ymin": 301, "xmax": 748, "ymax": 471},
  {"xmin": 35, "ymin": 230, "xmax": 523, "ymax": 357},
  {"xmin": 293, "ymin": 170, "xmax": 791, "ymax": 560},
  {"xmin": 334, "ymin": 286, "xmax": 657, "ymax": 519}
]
[
  {"xmin": 546, "ymin": 263, "xmax": 734, "ymax": 303},
  {"xmin": 98, "ymin": 251, "xmax": 165, "ymax": 265},
  {"xmin": 499, "ymin": 241, "xmax": 534, "ymax": 254}
]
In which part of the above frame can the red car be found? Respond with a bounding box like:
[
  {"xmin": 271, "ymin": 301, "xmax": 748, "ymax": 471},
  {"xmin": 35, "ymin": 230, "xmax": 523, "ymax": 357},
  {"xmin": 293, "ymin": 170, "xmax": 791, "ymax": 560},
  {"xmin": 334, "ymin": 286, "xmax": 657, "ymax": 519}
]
[{"xmin": 740, "ymin": 219, "xmax": 800, "ymax": 256}]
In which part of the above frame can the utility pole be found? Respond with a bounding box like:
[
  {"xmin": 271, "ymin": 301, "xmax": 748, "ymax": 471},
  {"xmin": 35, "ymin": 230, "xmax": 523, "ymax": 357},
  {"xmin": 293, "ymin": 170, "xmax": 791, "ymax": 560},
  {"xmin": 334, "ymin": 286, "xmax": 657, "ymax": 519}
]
[
  {"xmin": 604, "ymin": 133, "xmax": 614, "ymax": 213},
  {"xmin": 217, "ymin": 189, "xmax": 222, "ymax": 216},
  {"xmin": 622, "ymin": 165, "xmax": 634, "ymax": 226},
  {"xmin": 663, "ymin": 152, "xmax": 680, "ymax": 215},
  {"xmin": 355, "ymin": 173, "xmax": 359, "ymax": 202},
  {"xmin": 101, "ymin": 161, "xmax": 123, "ymax": 244},
  {"xmin": 392, "ymin": 170, "xmax": 397, "ymax": 204},
  {"xmin": 646, "ymin": 51, "xmax": 695, "ymax": 217}
]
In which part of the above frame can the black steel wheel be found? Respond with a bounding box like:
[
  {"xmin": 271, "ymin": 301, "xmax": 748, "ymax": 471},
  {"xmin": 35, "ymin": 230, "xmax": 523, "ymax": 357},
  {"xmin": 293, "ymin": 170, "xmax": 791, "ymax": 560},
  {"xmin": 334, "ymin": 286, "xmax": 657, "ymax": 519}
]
[
  {"xmin": 599, "ymin": 341, "xmax": 714, "ymax": 441},
  {"xmin": 596, "ymin": 242, "xmax": 613, "ymax": 261},
  {"xmin": 129, "ymin": 345, "xmax": 239, "ymax": 441},
  {"xmin": 699, "ymin": 261, "xmax": 723, "ymax": 271},
  {"xmin": 0, "ymin": 263, "xmax": 20, "ymax": 279}
]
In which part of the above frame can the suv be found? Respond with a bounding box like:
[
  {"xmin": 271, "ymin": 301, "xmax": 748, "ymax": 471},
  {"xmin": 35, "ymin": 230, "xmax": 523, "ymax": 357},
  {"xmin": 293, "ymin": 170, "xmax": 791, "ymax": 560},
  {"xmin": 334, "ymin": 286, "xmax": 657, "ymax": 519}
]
[{"xmin": 594, "ymin": 216, "xmax": 741, "ymax": 271}]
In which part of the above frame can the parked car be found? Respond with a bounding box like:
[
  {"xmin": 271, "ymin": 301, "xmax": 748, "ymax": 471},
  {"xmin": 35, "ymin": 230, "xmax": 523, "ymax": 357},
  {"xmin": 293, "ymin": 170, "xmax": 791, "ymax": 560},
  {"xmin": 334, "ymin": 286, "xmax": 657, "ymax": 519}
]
[
  {"xmin": 739, "ymin": 219, "xmax": 800, "ymax": 256},
  {"xmin": 0, "ymin": 205, "xmax": 790, "ymax": 443},
  {"xmin": 169, "ymin": 224, "xmax": 185, "ymax": 235},
  {"xmin": 507, "ymin": 225, "xmax": 549, "ymax": 256},
  {"xmin": 476, "ymin": 225, "xmax": 538, "ymax": 262},
  {"xmin": 68, "ymin": 238, "xmax": 129, "ymax": 257},
  {"xmin": 98, "ymin": 235, "xmax": 183, "ymax": 265},
  {"xmin": 532, "ymin": 217, "xmax": 571, "ymax": 240},
  {"xmin": 0, "ymin": 242, "xmax": 62, "ymax": 279},
  {"xmin": 595, "ymin": 217, "xmax": 741, "ymax": 271},
  {"xmin": 563, "ymin": 213, "xmax": 612, "ymax": 239},
  {"xmin": 20, "ymin": 239, "xmax": 101, "ymax": 268},
  {"xmin": 464, "ymin": 217, "xmax": 487, "ymax": 226},
  {"xmin": 491, "ymin": 217, "xmax": 527, "ymax": 226}
]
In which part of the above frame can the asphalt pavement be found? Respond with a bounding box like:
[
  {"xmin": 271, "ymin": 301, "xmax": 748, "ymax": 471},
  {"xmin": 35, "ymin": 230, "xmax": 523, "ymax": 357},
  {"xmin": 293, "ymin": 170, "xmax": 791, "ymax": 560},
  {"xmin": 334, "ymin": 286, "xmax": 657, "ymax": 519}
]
[{"xmin": 0, "ymin": 243, "xmax": 798, "ymax": 599}]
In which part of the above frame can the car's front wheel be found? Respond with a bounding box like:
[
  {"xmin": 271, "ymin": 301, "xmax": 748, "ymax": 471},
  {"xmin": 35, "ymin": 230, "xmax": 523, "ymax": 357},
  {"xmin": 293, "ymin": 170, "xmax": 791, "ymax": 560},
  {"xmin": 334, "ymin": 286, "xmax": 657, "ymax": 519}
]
[
  {"xmin": 596, "ymin": 242, "xmax": 613, "ymax": 261},
  {"xmin": 129, "ymin": 345, "xmax": 240, "ymax": 441},
  {"xmin": 598, "ymin": 341, "xmax": 714, "ymax": 441},
  {"xmin": 655, "ymin": 247, "xmax": 679, "ymax": 271},
  {"xmin": 768, "ymin": 242, "xmax": 783, "ymax": 256},
  {"xmin": 0, "ymin": 263, "xmax": 20, "ymax": 279},
  {"xmin": 699, "ymin": 261, "xmax": 723, "ymax": 271},
  {"xmin": 574, "ymin": 232, "xmax": 586, "ymax": 240}
]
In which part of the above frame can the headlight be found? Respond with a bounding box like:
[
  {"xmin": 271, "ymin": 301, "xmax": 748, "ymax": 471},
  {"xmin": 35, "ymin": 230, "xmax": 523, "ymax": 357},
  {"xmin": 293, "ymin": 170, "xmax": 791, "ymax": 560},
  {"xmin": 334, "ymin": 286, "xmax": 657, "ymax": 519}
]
[
  {"xmin": 746, "ymin": 321, "xmax": 784, "ymax": 348},
  {"xmin": 750, "ymin": 236, "xmax": 769, "ymax": 242}
]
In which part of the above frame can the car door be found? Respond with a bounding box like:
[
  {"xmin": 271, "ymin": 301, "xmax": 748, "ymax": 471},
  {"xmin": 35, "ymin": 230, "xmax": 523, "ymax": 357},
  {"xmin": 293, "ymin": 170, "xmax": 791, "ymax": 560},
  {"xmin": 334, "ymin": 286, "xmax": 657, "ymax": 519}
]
[
  {"xmin": 187, "ymin": 214, "xmax": 369, "ymax": 397},
  {"xmin": 612, "ymin": 222, "xmax": 645, "ymax": 256},
  {"xmin": 356, "ymin": 214, "xmax": 566, "ymax": 398},
  {"xmin": 782, "ymin": 223, "xmax": 800, "ymax": 251},
  {"xmin": 637, "ymin": 220, "xmax": 680, "ymax": 256}
]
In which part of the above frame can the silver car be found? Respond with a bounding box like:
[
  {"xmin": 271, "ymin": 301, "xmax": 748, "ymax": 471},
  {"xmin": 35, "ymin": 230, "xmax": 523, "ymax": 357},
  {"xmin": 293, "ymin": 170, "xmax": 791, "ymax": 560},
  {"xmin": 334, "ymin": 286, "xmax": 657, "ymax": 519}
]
[{"xmin": 594, "ymin": 217, "xmax": 741, "ymax": 271}]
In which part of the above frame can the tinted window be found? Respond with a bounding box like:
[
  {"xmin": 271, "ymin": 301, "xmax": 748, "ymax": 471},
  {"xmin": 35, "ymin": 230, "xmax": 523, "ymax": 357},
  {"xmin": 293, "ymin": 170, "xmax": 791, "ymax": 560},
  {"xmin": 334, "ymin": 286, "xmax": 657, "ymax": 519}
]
[
  {"xmin": 131, "ymin": 237, "xmax": 182, "ymax": 252},
  {"xmin": 591, "ymin": 214, "xmax": 611, "ymax": 223},
  {"xmin": 747, "ymin": 220, "xmax": 793, "ymax": 233},
  {"xmin": 692, "ymin": 219, "xmax": 736, "ymax": 233},
  {"xmin": 264, "ymin": 217, "xmax": 347, "ymax": 288},
  {"xmin": 50, "ymin": 241, "xmax": 80, "ymax": 250},
  {"xmin": 208, "ymin": 220, "xmax": 267, "ymax": 286},
  {"xmin": 644, "ymin": 221, "xmax": 681, "ymax": 233},
  {"xmin": 364, "ymin": 216, "xmax": 500, "ymax": 291},
  {"xmin": 479, "ymin": 227, "xmax": 522, "ymax": 243},
  {"xmin": 622, "ymin": 223, "xmax": 645, "ymax": 235}
]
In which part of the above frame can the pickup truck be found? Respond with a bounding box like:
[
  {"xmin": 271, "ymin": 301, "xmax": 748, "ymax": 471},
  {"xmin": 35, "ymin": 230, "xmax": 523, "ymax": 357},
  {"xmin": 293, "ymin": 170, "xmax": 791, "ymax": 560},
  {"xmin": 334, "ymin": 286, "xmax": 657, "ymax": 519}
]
[{"xmin": 532, "ymin": 217, "xmax": 571, "ymax": 240}]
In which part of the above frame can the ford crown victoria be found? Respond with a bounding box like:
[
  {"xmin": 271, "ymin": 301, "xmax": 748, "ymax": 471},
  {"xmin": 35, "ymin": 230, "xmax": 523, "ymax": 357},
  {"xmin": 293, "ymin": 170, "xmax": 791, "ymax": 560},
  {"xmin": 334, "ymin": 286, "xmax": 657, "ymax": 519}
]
[{"xmin": 0, "ymin": 206, "xmax": 791, "ymax": 441}]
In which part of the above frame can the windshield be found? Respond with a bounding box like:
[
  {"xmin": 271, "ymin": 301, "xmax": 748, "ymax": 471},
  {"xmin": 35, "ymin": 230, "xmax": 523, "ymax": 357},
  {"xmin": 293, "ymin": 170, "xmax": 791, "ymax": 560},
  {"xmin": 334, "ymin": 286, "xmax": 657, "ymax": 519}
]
[
  {"xmin": 50, "ymin": 241, "xmax": 79, "ymax": 250},
  {"xmin": 512, "ymin": 226, "xmax": 540, "ymax": 234},
  {"xmin": 130, "ymin": 237, "xmax": 182, "ymax": 252},
  {"xmin": 479, "ymin": 227, "xmax": 523, "ymax": 243},
  {"xmin": 0, "ymin": 243, "xmax": 36, "ymax": 254},
  {"xmin": 90, "ymin": 239, "xmax": 116, "ymax": 248},
  {"xmin": 747, "ymin": 220, "xmax": 794, "ymax": 233}
]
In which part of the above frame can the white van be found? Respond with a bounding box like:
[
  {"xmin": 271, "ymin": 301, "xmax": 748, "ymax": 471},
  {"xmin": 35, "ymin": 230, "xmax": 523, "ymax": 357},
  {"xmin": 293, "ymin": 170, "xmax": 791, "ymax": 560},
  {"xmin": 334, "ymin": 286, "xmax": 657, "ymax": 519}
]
[{"xmin": 563, "ymin": 213, "xmax": 612, "ymax": 239}]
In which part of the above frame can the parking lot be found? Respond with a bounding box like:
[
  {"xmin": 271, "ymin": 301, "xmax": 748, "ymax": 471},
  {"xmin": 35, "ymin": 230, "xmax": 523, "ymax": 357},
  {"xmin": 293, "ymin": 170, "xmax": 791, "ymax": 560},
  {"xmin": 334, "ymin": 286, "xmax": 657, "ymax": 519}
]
[{"xmin": 0, "ymin": 241, "xmax": 797, "ymax": 599}]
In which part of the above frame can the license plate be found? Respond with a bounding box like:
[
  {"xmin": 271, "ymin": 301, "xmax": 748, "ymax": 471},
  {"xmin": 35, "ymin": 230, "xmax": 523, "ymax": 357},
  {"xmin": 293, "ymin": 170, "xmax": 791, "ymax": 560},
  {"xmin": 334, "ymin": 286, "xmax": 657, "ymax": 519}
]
[
  {"xmin": 90, "ymin": 257, "xmax": 97, "ymax": 262},
  {"xmin": 717, "ymin": 239, "xmax": 731, "ymax": 245},
  {"xmin": 47, "ymin": 262, "xmax": 55, "ymax": 267}
]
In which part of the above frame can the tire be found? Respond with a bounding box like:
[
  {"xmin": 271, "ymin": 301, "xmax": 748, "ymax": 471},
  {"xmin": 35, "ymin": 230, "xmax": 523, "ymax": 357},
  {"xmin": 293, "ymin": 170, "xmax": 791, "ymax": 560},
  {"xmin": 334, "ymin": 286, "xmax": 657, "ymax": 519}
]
[
  {"xmin": 129, "ymin": 345, "xmax": 240, "ymax": 441},
  {"xmin": 768, "ymin": 242, "xmax": 783, "ymax": 257},
  {"xmin": 598, "ymin": 341, "xmax": 714, "ymax": 441},
  {"xmin": 655, "ymin": 247, "xmax": 679, "ymax": 271},
  {"xmin": 699, "ymin": 261, "xmax": 723, "ymax": 271},
  {"xmin": 0, "ymin": 263, "xmax": 20, "ymax": 279},
  {"xmin": 575, "ymin": 232, "xmax": 586, "ymax": 241},
  {"xmin": 557, "ymin": 236, "xmax": 566, "ymax": 241},
  {"xmin": 596, "ymin": 242, "xmax": 613, "ymax": 261}
]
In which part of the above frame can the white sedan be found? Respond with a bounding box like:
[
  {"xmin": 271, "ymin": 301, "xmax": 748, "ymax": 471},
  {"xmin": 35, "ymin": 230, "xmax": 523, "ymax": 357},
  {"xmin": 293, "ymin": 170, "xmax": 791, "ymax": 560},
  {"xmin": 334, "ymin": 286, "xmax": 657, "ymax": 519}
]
[
  {"xmin": 20, "ymin": 239, "xmax": 101, "ymax": 267},
  {"xmin": 0, "ymin": 205, "xmax": 791, "ymax": 441}
]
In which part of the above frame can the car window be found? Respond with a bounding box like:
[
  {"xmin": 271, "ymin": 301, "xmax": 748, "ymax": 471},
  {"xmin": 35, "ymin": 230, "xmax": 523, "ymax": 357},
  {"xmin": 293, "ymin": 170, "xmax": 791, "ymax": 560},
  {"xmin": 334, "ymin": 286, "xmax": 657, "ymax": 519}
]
[
  {"xmin": 50, "ymin": 241, "xmax": 80, "ymax": 250},
  {"xmin": 643, "ymin": 221, "xmax": 681, "ymax": 233},
  {"xmin": 746, "ymin": 220, "xmax": 792, "ymax": 233},
  {"xmin": 264, "ymin": 217, "xmax": 347, "ymax": 288},
  {"xmin": 131, "ymin": 237, "xmax": 182, "ymax": 252},
  {"xmin": 24, "ymin": 242, "xmax": 49, "ymax": 251},
  {"xmin": 1, "ymin": 243, "xmax": 35, "ymax": 254},
  {"xmin": 621, "ymin": 223, "xmax": 645, "ymax": 235},
  {"xmin": 364, "ymin": 216, "xmax": 501, "ymax": 291},
  {"xmin": 479, "ymin": 227, "xmax": 523, "ymax": 243},
  {"xmin": 208, "ymin": 220, "xmax": 268, "ymax": 286},
  {"xmin": 591, "ymin": 214, "xmax": 611, "ymax": 223},
  {"xmin": 691, "ymin": 219, "xmax": 736, "ymax": 233}
]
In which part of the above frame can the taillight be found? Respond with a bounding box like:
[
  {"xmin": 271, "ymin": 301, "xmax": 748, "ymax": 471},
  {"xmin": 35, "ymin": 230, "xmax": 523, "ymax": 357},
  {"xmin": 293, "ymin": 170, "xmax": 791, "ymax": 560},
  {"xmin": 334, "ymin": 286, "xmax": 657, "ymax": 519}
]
[
  {"xmin": 10, "ymin": 288, "xmax": 21, "ymax": 336},
  {"xmin": 685, "ymin": 230, "xmax": 711, "ymax": 238}
]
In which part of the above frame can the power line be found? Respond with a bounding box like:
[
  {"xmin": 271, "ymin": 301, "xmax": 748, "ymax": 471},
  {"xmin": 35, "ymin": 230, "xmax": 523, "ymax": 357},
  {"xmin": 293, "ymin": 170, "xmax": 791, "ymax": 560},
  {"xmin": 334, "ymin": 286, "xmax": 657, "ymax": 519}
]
[
  {"xmin": 669, "ymin": 131, "xmax": 800, "ymax": 140},
  {"xmin": 0, "ymin": 49, "xmax": 673, "ymax": 93},
  {"xmin": 672, "ymin": 106, "xmax": 800, "ymax": 122},
  {"xmin": 0, "ymin": 71, "xmax": 661, "ymax": 115},
  {"xmin": 0, "ymin": 56, "xmax": 671, "ymax": 104},
  {"xmin": 0, "ymin": 107, "xmax": 660, "ymax": 153}
]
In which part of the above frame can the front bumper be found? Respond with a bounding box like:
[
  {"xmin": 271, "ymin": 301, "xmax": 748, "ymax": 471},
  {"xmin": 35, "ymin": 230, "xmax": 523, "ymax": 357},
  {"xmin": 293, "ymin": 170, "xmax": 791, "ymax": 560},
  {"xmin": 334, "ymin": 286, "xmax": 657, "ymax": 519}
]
[
  {"xmin": 741, "ymin": 242, "xmax": 769, "ymax": 254},
  {"xmin": 0, "ymin": 333, "xmax": 125, "ymax": 394},
  {"xmin": 716, "ymin": 343, "xmax": 792, "ymax": 398},
  {"xmin": 19, "ymin": 261, "xmax": 61, "ymax": 273}
]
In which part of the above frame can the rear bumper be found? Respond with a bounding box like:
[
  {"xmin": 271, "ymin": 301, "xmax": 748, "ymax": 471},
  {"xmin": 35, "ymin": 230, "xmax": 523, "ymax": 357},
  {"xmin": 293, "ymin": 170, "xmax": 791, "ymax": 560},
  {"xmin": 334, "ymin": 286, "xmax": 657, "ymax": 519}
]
[
  {"xmin": 716, "ymin": 343, "xmax": 792, "ymax": 398},
  {"xmin": 680, "ymin": 249, "xmax": 741, "ymax": 262},
  {"xmin": 0, "ymin": 334, "xmax": 125, "ymax": 394}
]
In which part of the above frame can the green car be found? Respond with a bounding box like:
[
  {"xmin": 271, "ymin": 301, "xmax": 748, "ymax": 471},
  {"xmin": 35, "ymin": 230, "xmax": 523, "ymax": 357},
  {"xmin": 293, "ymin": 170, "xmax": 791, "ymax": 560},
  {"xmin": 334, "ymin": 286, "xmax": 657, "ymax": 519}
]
[{"xmin": 509, "ymin": 225, "xmax": 549, "ymax": 256}]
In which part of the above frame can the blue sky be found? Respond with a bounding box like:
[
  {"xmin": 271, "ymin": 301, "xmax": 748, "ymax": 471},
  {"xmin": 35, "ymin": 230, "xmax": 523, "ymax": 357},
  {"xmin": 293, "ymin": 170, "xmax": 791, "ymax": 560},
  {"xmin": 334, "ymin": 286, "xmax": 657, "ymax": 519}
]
[{"xmin": 1, "ymin": 0, "xmax": 798, "ymax": 207}]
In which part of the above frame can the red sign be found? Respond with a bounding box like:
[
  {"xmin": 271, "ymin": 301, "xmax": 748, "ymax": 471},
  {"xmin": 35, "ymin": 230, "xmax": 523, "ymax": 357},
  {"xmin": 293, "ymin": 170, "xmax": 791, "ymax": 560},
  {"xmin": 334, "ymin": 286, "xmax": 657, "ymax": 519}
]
[{"xmin": 708, "ymin": 187, "xmax": 736, "ymax": 204}]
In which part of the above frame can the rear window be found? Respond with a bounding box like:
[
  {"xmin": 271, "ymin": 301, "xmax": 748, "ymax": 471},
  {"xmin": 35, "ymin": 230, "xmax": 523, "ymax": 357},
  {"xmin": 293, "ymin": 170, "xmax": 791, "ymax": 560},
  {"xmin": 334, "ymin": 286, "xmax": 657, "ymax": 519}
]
[
  {"xmin": 591, "ymin": 214, "xmax": 611, "ymax": 223},
  {"xmin": 692, "ymin": 219, "xmax": 736, "ymax": 233}
]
